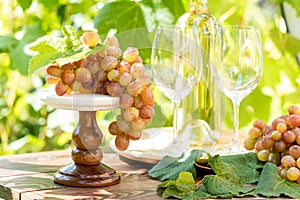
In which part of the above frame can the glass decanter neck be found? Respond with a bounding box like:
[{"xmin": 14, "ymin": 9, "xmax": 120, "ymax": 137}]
[{"xmin": 189, "ymin": 0, "xmax": 209, "ymax": 14}]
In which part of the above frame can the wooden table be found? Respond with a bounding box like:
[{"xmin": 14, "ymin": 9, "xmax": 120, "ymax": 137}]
[
  {"xmin": 0, "ymin": 130, "xmax": 253, "ymax": 200},
  {"xmin": 0, "ymin": 148, "xmax": 163, "ymax": 200}
]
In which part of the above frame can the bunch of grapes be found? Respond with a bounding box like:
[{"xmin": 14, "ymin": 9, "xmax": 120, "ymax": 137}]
[
  {"xmin": 46, "ymin": 31, "xmax": 155, "ymax": 151},
  {"xmin": 244, "ymin": 105, "xmax": 300, "ymax": 183}
]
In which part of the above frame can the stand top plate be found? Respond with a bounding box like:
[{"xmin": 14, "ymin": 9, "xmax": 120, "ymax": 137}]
[{"xmin": 38, "ymin": 88, "xmax": 120, "ymax": 111}]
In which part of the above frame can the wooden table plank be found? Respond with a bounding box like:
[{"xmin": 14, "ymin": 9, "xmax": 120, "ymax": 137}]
[
  {"xmin": 0, "ymin": 150, "xmax": 72, "ymax": 178},
  {"xmin": 21, "ymin": 173, "xmax": 162, "ymax": 200},
  {"xmin": 0, "ymin": 149, "xmax": 159, "ymax": 200}
]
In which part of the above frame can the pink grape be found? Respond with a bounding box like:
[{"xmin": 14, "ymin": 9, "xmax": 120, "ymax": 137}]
[
  {"xmin": 104, "ymin": 36, "xmax": 119, "ymax": 47},
  {"xmin": 115, "ymin": 134, "xmax": 130, "ymax": 151},
  {"xmin": 107, "ymin": 46, "xmax": 122, "ymax": 58},
  {"xmin": 130, "ymin": 63, "xmax": 145, "ymax": 78},
  {"xmin": 139, "ymin": 105, "xmax": 155, "ymax": 119},
  {"xmin": 47, "ymin": 65, "xmax": 64, "ymax": 77},
  {"xmin": 117, "ymin": 61, "xmax": 130, "ymax": 74},
  {"xmin": 55, "ymin": 80, "xmax": 69, "ymax": 96},
  {"xmin": 101, "ymin": 56, "xmax": 118, "ymax": 71},
  {"xmin": 119, "ymin": 72, "xmax": 132, "ymax": 86},
  {"xmin": 127, "ymin": 82, "xmax": 143, "ymax": 96},
  {"xmin": 119, "ymin": 93, "xmax": 134, "ymax": 109},
  {"xmin": 288, "ymin": 105, "xmax": 300, "ymax": 115},
  {"xmin": 75, "ymin": 67, "xmax": 92, "ymax": 83},
  {"xmin": 61, "ymin": 69, "xmax": 75, "ymax": 85},
  {"xmin": 106, "ymin": 82, "xmax": 123, "ymax": 97}
]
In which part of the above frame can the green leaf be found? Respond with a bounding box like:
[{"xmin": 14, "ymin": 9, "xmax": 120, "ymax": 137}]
[
  {"xmin": 94, "ymin": 1, "xmax": 146, "ymax": 38},
  {"xmin": 62, "ymin": 25, "xmax": 81, "ymax": 48},
  {"xmin": 161, "ymin": 0, "xmax": 186, "ymax": 22},
  {"xmin": 0, "ymin": 35, "xmax": 18, "ymax": 53},
  {"xmin": 28, "ymin": 25, "xmax": 103, "ymax": 73},
  {"xmin": 203, "ymin": 155, "xmax": 254, "ymax": 196},
  {"xmin": 254, "ymin": 162, "xmax": 300, "ymax": 199},
  {"xmin": 38, "ymin": 0, "xmax": 59, "ymax": 9},
  {"xmin": 221, "ymin": 152, "xmax": 264, "ymax": 184},
  {"xmin": 28, "ymin": 35, "xmax": 66, "ymax": 73},
  {"xmin": 149, "ymin": 149, "xmax": 203, "ymax": 181},
  {"xmin": 10, "ymin": 40, "xmax": 31, "ymax": 75},
  {"xmin": 161, "ymin": 172, "xmax": 196, "ymax": 199},
  {"xmin": 18, "ymin": 0, "xmax": 32, "ymax": 10}
]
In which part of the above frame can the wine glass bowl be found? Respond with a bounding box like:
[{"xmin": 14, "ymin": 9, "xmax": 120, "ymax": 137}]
[
  {"xmin": 214, "ymin": 25, "xmax": 263, "ymax": 154},
  {"xmin": 151, "ymin": 27, "xmax": 201, "ymax": 154}
]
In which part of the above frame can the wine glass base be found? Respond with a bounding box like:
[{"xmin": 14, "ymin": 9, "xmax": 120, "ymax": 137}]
[{"xmin": 211, "ymin": 144, "xmax": 248, "ymax": 156}]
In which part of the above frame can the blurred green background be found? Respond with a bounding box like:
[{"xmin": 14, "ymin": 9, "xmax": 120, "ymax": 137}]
[{"xmin": 0, "ymin": 0, "xmax": 300, "ymax": 155}]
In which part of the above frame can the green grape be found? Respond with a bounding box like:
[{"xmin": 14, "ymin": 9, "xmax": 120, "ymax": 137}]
[
  {"xmin": 271, "ymin": 130, "xmax": 282, "ymax": 141},
  {"xmin": 107, "ymin": 69, "xmax": 120, "ymax": 82},
  {"xmin": 268, "ymin": 152, "xmax": 281, "ymax": 165},
  {"xmin": 287, "ymin": 167, "xmax": 300, "ymax": 181},
  {"xmin": 257, "ymin": 149, "xmax": 270, "ymax": 162}
]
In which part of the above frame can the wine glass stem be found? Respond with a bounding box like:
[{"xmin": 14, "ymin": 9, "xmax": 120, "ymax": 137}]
[
  {"xmin": 173, "ymin": 100, "xmax": 182, "ymax": 141},
  {"xmin": 232, "ymin": 100, "xmax": 240, "ymax": 146}
]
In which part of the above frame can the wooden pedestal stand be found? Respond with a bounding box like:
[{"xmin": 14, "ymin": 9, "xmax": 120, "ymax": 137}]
[
  {"xmin": 40, "ymin": 92, "xmax": 120, "ymax": 187},
  {"xmin": 54, "ymin": 111, "xmax": 120, "ymax": 187}
]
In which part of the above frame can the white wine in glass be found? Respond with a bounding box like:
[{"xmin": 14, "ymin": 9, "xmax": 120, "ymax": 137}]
[{"xmin": 215, "ymin": 25, "xmax": 263, "ymax": 154}]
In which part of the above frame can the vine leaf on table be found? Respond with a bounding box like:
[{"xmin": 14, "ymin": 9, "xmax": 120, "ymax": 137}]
[
  {"xmin": 253, "ymin": 162, "xmax": 300, "ymax": 199},
  {"xmin": 220, "ymin": 152, "xmax": 264, "ymax": 184},
  {"xmin": 203, "ymin": 155, "xmax": 254, "ymax": 196},
  {"xmin": 148, "ymin": 149, "xmax": 204, "ymax": 181}
]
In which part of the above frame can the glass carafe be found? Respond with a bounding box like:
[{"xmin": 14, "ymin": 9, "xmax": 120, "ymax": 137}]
[{"xmin": 176, "ymin": 0, "xmax": 225, "ymax": 148}]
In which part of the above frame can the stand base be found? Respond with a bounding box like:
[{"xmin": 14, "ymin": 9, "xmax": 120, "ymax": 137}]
[{"xmin": 54, "ymin": 162, "xmax": 121, "ymax": 187}]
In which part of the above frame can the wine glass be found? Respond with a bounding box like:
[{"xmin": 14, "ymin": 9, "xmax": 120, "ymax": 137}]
[
  {"xmin": 214, "ymin": 25, "xmax": 263, "ymax": 154},
  {"xmin": 151, "ymin": 27, "xmax": 202, "ymax": 155}
]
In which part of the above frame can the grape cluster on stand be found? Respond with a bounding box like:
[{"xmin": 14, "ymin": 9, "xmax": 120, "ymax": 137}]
[
  {"xmin": 244, "ymin": 105, "xmax": 300, "ymax": 183},
  {"xmin": 46, "ymin": 31, "xmax": 155, "ymax": 151}
]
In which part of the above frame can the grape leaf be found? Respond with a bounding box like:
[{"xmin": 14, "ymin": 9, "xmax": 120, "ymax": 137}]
[
  {"xmin": 28, "ymin": 25, "xmax": 103, "ymax": 73},
  {"xmin": 158, "ymin": 172, "xmax": 196, "ymax": 199},
  {"xmin": 28, "ymin": 35, "xmax": 67, "ymax": 73},
  {"xmin": 94, "ymin": 1, "xmax": 147, "ymax": 43},
  {"xmin": 203, "ymin": 155, "xmax": 254, "ymax": 196},
  {"xmin": 148, "ymin": 149, "xmax": 203, "ymax": 181},
  {"xmin": 253, "ymin": 162, "xmax": 300, "ymax": 199},
  {"xmin": 221, "ymin": 152, "xmax": 264, "ymax": 184}
]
